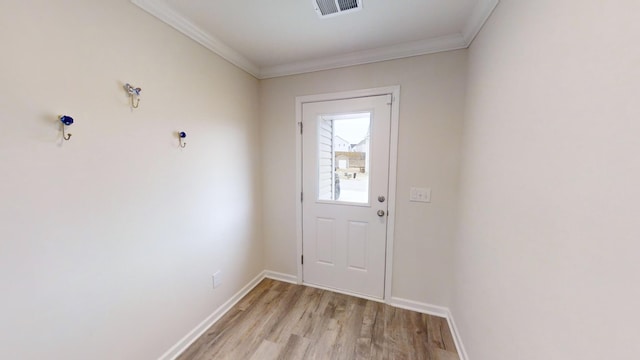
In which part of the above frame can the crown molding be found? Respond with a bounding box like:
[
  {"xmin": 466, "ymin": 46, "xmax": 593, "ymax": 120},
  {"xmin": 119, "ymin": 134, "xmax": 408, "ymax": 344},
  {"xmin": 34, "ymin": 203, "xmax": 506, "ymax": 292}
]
[
  {"xmin": 463, "ymin": 0, "xmax": 500, "ymax": 45},
  {"xmin": 131, "ymin": 0, "xmax": 260, "ymax": 77},
  {"xmin": 132, "ymin": 0, "xmax": 499, "ymax": 79},
  {"xmin": 259, "ymin": 34, "xmax": 468, "ymax": 79}
]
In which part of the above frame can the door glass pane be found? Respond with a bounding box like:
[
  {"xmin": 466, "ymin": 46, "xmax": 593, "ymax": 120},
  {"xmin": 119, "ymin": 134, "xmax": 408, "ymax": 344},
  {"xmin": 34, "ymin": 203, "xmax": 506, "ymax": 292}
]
[{"xmin": 318, "ymin": 113, "xmax": 370, "ymax": 204}]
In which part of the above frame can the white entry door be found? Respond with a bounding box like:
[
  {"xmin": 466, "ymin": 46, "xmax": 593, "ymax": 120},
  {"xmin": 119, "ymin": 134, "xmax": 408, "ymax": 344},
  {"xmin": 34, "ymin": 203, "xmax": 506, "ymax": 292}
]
[{"xmin": 302, "ymin": 95, "xmax": 392, "ymax": 299}]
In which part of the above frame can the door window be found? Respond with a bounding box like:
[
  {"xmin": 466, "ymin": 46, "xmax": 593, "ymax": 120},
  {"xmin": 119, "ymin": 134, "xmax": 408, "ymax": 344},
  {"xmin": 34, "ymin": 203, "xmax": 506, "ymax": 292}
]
[{"xmin": 317, "ymin": 113, "xmax": 370, "ymax": 204}]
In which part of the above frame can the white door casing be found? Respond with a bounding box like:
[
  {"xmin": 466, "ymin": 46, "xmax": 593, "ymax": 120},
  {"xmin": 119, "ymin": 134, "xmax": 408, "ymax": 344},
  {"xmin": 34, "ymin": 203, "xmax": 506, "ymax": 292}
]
[{"xmin": 301, "ymin": 94, "xmax": 392, "ymax": 299}]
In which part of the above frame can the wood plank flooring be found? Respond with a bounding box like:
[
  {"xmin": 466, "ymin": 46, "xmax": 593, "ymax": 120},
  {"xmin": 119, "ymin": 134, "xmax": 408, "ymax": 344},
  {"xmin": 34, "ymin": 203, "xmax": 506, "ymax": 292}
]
[{"xmin": 177, "ymin": 279, "xmax": 459, "ymax": 360}]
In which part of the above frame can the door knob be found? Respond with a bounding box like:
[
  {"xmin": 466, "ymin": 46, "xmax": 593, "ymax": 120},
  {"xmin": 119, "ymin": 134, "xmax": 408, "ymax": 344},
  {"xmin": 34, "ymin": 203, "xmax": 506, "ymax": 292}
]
[
  {"xmin": 378, "ymin": 195, "xmax": 386, "ymax": 203},
  {"xmin": 377, "ymin": 210, "xmax": 386, "ymax": 217}
]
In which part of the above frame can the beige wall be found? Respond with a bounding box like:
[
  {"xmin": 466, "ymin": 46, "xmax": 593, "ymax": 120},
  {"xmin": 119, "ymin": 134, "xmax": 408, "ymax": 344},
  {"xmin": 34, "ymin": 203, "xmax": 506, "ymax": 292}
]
[
  {"xmin": 260, "ymin": 51, "xmax": 467, "ymax": 306},
  {"xmin": 0, "ymin": 1, "xmax": 262, "ymax": 359},
  {"xmin": 454, "ymin": 1, "xmax": 640, "ymax": 359}
]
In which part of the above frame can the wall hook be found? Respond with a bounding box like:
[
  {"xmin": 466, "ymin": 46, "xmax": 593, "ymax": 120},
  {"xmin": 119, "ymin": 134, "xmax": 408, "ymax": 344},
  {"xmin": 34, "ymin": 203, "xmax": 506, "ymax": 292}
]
[
  {"xmin": 59, "ymin": 115, "xmax": 74, "ymax": 141},
  {"xmin": 124, "ymin": 83, "xmax": 141, "ymax": 109},
  {"xmin": 179, "ymin": 131, "xmax": 187, "ymax": 148}
]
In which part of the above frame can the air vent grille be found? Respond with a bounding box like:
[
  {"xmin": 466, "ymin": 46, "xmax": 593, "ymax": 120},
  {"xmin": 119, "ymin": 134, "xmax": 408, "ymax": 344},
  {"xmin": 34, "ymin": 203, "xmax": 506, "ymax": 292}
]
[
  {"xmin": 314, "ymin": 0, "xmax": 362, "ymax": 18},
  {"xmin": 338, "ymin": 0, "xmax": 358, "ymax": 11},
  {"xmin": 316, "ymin": 0, "xmax": 339, "ymax": 16}
]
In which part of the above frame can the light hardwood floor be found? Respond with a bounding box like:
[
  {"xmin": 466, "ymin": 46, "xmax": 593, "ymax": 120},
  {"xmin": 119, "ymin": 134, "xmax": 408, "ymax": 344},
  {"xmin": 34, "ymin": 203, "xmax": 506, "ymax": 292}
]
[{"xmin": 177, "ymin": 279, "xmax": 459, "ymax": 360}]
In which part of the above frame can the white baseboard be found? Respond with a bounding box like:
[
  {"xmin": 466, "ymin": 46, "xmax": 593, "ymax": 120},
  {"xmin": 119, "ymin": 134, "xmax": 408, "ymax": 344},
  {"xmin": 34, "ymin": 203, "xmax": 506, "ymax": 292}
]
[
  {"xmin": 263, "ymin": 270, "xmax": 298, "ymax": 284},
  {"xmin": 388, "ymin": 297, "xmax": 450, "ymax": 318},
  {"xmin": 446, "ymin": 310, "xmax": 470, "ymax": 360},
  {"xmin": 157, "ymin": 271, "xmax": 267, "ymax": 360},
  {"xmin": 388, "ymin": 297, "xmax": 468, "ymax": 360}
]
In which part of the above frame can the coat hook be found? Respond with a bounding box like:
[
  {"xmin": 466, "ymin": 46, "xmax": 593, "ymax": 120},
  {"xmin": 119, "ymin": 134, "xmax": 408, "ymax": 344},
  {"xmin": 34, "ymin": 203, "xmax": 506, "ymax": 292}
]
[
  {"xmin": 124, "ymin": 83, "xmax": 141, "ymax": 109},
  {"xmin": 59, "ymin": 115, "xmax": 74, "ymax": 141},
  {"xmin": 179, "ymin": 131, "xmax": 187, "ymax": 148}
]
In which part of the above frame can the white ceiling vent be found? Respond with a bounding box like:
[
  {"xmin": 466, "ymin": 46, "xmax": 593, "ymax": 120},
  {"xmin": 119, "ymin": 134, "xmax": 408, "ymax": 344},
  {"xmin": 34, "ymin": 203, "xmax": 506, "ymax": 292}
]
[{"xmin": 313, "ymin": 0, "xmax": 362, "ymax": 18}]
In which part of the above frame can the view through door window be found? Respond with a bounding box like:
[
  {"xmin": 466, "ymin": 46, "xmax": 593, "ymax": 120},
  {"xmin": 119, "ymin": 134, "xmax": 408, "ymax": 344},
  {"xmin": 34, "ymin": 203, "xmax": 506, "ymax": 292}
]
[{"xmin": 317, "ymin": 113, "xmax": 370, "ymax": 204}]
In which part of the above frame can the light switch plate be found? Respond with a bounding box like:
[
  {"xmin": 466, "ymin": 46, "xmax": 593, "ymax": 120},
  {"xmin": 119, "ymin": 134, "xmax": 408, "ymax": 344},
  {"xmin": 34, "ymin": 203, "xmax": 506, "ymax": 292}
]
[{"xmin": 410, "ymin": 187, "xmax": 431, "ymax": 203}]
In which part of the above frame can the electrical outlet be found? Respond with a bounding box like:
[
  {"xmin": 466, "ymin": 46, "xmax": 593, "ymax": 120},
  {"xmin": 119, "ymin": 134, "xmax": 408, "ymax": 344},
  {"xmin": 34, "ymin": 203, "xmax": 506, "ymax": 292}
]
[
  {"xmin": 212, "ymin": 271, "xmax": 222, "ymax": 289},
  {"xmin": 410, "ymin": 187, "xmax": 431, "ymax": 203}
]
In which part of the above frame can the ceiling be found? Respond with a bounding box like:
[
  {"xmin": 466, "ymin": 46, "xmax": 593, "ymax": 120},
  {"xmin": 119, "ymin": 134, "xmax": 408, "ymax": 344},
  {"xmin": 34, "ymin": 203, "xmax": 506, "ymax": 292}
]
[{"xmin": 132, "ymin": 0, "xmax": 499, "ymax": 79}]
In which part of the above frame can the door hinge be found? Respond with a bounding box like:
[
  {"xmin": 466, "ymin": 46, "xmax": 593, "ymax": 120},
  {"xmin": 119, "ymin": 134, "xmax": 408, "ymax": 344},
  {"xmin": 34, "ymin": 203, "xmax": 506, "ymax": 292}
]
[
  {"xmin": 301, "ymin": 255, "xmax": 304, "ymax": 265},
  {"xmin": 301, "ymin": 192, "xmax": 303, "ymax": 202},
  {"xmin": 298, "ymin": 121, "xmax": 303, "ymax": 134}
]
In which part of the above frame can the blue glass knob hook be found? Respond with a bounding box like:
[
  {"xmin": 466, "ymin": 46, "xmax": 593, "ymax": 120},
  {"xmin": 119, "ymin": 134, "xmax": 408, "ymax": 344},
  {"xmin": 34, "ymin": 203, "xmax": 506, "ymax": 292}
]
[
  {"xmin": 179, "ymin": 132, "xmax": 187, "ymax": 148},
  {"xmin": 59, "ymin": 115, "xmax": 74, "ymax": 141}
]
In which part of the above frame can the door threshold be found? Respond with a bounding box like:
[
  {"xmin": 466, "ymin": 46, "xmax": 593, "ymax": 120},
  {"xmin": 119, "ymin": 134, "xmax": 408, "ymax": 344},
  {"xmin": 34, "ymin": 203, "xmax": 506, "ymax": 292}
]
[{"xmin": 302, "ymin": 281, "xmax": 385, "ymax": 303}]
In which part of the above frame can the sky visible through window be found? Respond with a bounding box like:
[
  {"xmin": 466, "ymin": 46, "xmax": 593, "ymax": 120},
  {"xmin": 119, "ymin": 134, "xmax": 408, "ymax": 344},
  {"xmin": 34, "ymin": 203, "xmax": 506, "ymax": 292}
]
[{"xmin": 334, "ymin": 117, "xmax": 369, "ymax": 144}]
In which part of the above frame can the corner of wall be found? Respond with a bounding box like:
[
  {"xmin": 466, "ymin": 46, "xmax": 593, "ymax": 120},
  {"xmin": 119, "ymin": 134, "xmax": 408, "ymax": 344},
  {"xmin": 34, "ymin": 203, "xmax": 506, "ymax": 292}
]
[
  {"xmin": 446, "ymin": 309, "xmax": 470, "ymax": 360},
  {"xmin": 157, "ymin": 271, "xmax": 268, "ymax": 360}
]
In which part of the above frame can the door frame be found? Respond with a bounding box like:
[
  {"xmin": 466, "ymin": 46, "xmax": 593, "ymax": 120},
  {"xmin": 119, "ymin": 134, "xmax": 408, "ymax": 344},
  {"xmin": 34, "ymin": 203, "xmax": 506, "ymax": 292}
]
[{"xmin": 295, "ymin": 85, "xmax": 400, "ymax": 302}]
